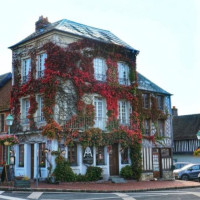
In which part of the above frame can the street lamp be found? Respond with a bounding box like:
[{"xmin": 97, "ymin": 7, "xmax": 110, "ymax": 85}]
[
  {"xmin": 6, "ymin": 114, "xmax": 14, "ymax": 165},
  {"xmin": 197, "ymin": 130, "xmax": 200, "ymax": 141}
]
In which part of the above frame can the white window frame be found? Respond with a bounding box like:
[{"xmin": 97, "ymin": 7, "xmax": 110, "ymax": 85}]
[
  {"xmin": 22, "ymin": 58, "xmax": 31, "ymax": 84},
  {"xmin": 37, "ymin": 53, "xmax": 47, "ymax": 78},
  {"xmin": 22, "ymin": 98, "xmax": 30, "ymax": 124},
  {"xmin": 118, "ymin": 100, "xmax": 130, "ymax": 125},
  {"xmin": 93, "ymin": 58, "xmax": 107, "ymax": 81},
  {"xmin": 94, "ymin": 97, "xmax": 106, "ymax": 130},
  {"xmin": 117, "ymin": 62, "xmax": 130, "ymax": 86}
]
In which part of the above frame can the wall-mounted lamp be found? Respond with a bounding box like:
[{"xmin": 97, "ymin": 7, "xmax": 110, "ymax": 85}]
[{"xmin": 10, "ymin": 156, "xmax": 15, "ymax": 165}]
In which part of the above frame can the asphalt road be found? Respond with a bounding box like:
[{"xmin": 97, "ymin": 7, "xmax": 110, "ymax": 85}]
[{"xmin": 1, "ymin": 188, "xmax": 200, "ymax": 200}]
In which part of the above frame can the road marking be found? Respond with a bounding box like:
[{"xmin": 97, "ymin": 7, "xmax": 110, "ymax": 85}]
[
  {"xmin": 114, "ymin": 193, "xmax": 136, "ymax": 200},
  {"xmin": 187, "ymin": 192, "xmax": 200, "ymax": 197},
  {"xmin": 27, "ymin": 192, "xmax": 43, "ymax": 199},
  {"xmin": 0, "ymin": 194, "xmax": 27, "ymax": 200},
  {"xmin": 0, "ymin": 191, "xmax": 4, "ymax": 194}
]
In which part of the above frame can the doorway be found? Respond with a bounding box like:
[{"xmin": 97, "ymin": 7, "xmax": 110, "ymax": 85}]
[
  {"xmin": 109, "ymin": 144, "xmax": 119, "ymax": 176},
  {"xmin": 152, "ymin": 148, "xmax": 161, "ymax": 178}
]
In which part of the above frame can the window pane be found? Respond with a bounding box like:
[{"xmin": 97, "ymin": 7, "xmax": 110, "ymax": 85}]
[
  {"xmin": 19, "ymin": 144, "xmax": 24, "ymax": 167},
  {"xmin": 144, "ymin": 119, "xmax": 150, "ymax": 135},
  {"xmin": 118, "ymin": 63, "xmax": 130, "ymax": 85},
  {"xmin": 0, "ymin": 114, "xmax": 4, "ymax": 132},
  {"xmin": 158, "ymin": 120, "xmax": 165, "ymax": 137},
  {"xmin": 161, "ymin": 148, "xmax": 170, "ymax": 157},
  {"xmin": 39, "ymin": 143, "xmax": 46, "ymax": 167},
  {"xmin": 96, "ymin": 146, "xmax": 105, "ymax": 165},
  {"xmin": 93, "ymin": 58, "xmax": 106, "ymax": 81},
  {"xmin": 121, "ymin": 148, "xmax": 129, "ymax": 164},
  {"xmin": 68, "ymin": 145, "xmax": 77, "ymax": 166}
]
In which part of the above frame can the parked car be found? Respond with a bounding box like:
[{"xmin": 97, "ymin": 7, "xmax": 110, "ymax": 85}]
[
  {"xmin": 173, "ymin": 163, "xmax": 200, "ymax": 180},
  {"xmin": 173, "ymin": 162, "xmax": 190, "ymax": 170}
]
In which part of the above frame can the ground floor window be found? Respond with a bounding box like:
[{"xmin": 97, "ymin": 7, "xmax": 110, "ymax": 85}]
[
  {"xmin": 39, "ymin": 143, "xmax": 46, "ymax": 167},
  {"xmin": 19, "ymin": 144, "xmax": 24, "ymax": 167},
  {"xmin": 121, "ymin": 148, "xmax": 129, "ymax": 164},
  {"xmin": 96, "ymin": 146, "xmax": 105, "ymax": 165},
  {"xmin": 68, "ymin": 145, "xmax": 77, "ymax": 166}
]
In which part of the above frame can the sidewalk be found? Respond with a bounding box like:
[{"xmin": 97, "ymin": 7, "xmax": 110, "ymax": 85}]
[{"xmin": 1, "ymin": 180, "xmax": 200, "ymax": 192}]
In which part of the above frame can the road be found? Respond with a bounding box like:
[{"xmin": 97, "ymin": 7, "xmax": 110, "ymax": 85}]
[{"xmin": 1, "ymin": 188, "xmax": 200, "ymax": 200}]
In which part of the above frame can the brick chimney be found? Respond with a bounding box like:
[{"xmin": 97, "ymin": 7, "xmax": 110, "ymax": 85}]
[
  {"xmin": 35, "ymin": 16, "xmax": 50, "ymax": 32},
  {"xmin": 172, "ymin": 106, "xmax": 178, "ymax": 116}
]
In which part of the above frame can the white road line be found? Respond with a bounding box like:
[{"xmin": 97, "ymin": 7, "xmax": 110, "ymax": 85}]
[
  {"xmin": 27, "ymin": 192, "xmax": 43, "ymax": 199},
  {"xmin": 0, "ymin": 194, "xmax": 27, "ymax": 200},
  {"xmin": 187, "ymin": 192, "xmax": 200, "ymax": 197},
  {"xmin": 0, "ymin": 191, "xmax": 4, "ymax": 195},
  {"xmin": 114, "ymin": 193, "xmax": 136, "ymax": 200}
]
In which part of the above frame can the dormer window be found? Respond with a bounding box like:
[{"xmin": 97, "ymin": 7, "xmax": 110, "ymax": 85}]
[
  {"xmin": 37, "ymin": 53, "xmax": 47, "ymax": 78},
  {"xmin": 22, "ymin": 58, "xmax": 31, "ymax": 84},
  {"xmin": 93, "ymin": 58, "xmax": 106, "ymax": 82},
  {"xmin": 118, "ymin": 62, "xmax": 130, "ymax": 86}
]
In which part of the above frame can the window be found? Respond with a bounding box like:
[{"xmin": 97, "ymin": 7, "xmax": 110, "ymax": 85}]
[
  {"xmin": 38, "ymin": 53, "xmax": 47, "ymax": 78},
  {"xmin": 22, "ymin": 58, "xmax": 31, "ymax": 83},
  {"xmin": 93, "ymin": 58, "xmax": 106, "ymax": 81},
  {"xmin": 38, "ymin": 96, "xmax": 44, "ymax": 122},
  {"xmin": 0, "ymin": 114, "xmax": 4, "ymax": 132},
  {"xmin": 94, "ymin": 97, "xmax": 105, "ymax": 129},
  {"xmin": 161, "ymin": 148, "xmax": 171, "ymax": 158},
  {"xmin": 39, "ymin": 143, "xmax": 46, "ymax": 167},
  {"xmin": 19, "ymin": 144, "xmax": 24, "ymax": 167},
  {"xmin": 118, "ymin": 100, "xmax": 129, "ymax": 125},
  {"xmin": 144, "ymin": 119, "xmax": 150, "ymax": 135},
  {"xmin": 158, "ymin": 120, "xmax": 165, "ymax": 137},
  {"xmin": 68, "ymin": 145, "xmax": 77, "ymax": 166},
  {"xmin": 22, "ymin": 98, "xmax": 30, "ymax": 124},
  {"xmin": 96, "ymin": 146, "xmax": 105, "ymax": 165},
  {"xmin": 157, "ymin": 95, "xmax": 164, "ymax": 110},
  {"xmin": 118, "ymin": 62, "xmax": 130, "ymax": 85},
  {"xmin": 142, "ymin": 94, "xmax": 150, "ymax": 109},
  {"xmin": 121, "ymin": 148, "xmax": 129, "ymax": 164}
]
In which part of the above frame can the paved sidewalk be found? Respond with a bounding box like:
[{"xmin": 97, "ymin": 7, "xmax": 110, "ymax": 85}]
[{"xmin": 1, "ymin": 180, "xmax": 200, "ymax": 192}]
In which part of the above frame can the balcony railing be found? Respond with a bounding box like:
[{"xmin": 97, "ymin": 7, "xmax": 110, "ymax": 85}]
[
  {"xmin": 38, "ymin": 70, "xmax": 44, "ymax": 78},
  {"xmin": 22, "ymin": 75, "xmax": 28, "ymax": 84},
  {"xmin": 94, "ymin": 74, "xmax": 106, "ymax": 82},
  {"xmin": 13, "ymin": 115, "xmax": 135, "ymax": 133},
  {"xmin": 118, "ymin": 78, "xmax": 129, "ymax": 86}
]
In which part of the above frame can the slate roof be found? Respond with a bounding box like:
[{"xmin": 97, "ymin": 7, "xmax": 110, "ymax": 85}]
[
  {"xmin": 137, "ymin": 72, "xmax": 171, "ymax": 95},
  {"xmin": 173, "ymin": 114, "xmax": 200, "ymax": 140},
  {"xmin": 9, "ymin": 19, "xmax": 137, "ymax": 52},
  {"xmin": 0, "ymin": 72, "xmax": 12, "ymax": 89}
]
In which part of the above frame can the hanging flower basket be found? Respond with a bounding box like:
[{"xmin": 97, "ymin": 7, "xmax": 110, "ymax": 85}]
[
  {"xmin": 0, "ymin": 135, "xmax": 19, "ymax": 146},
  {"xmin": 194, "ymin": 148, "xmax": 200, "ymax": 156}
]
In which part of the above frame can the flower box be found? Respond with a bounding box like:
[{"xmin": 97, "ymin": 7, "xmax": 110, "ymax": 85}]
[{"xmin": 14, "ymin": 180, "xmax": 31, "ymax": 188}]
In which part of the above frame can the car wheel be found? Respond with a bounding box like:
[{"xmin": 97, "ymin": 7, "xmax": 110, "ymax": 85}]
[{"xmin": 181, "ymin": 174, "xmax": 189, "ymax": 181}]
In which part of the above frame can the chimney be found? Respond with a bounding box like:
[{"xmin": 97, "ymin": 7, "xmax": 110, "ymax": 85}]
[
  {"xmin": 172, "ymin": 106, "xmax": 178, "ymax": 116},
  {"xmin": 35, "ymin": 16, "xmax": 50, "ymax": 32}
]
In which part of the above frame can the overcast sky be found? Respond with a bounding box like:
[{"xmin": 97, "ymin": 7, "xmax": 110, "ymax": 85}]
[{"xmin": 0, "ymin": 0, "xmax": 199, "ymax": 115}]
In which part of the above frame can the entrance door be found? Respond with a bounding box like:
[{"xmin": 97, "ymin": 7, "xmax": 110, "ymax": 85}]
[
  {"xmin": 31, "ymin": 144, "xmax": 34, "ymax": 179},
  {"xmin": 109, "ymin": 144, "xmax": 119, "ymax": 175},
  {"xmin": 152, "ymin": 148, "xmax": 161, "ymax": 178}
]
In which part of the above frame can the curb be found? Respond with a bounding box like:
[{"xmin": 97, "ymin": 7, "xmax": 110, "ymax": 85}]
[{"xmin": 1, "ymin": 185, "xmax": 200, "ymax": 193}]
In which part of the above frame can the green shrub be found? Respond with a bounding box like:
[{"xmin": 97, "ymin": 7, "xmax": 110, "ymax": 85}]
[
  {"xmin": 86, "ymin": 166, "xmax": 102, "ymax": 181},
  {"xmin": 53, "ymin": 156, "xmax": 75, "ymax": 182},
  {"xmin": 75, "ymin": 174, "xmax": 88, "ymax": 182},
  {"xmin": 120, "ymin": 165, "xmax": 133, "ymax": 179}
]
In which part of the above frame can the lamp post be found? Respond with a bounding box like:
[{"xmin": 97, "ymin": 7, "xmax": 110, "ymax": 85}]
[{"xmin": 5, "ymin": 114, "xmax": 14, "ymax": 165}]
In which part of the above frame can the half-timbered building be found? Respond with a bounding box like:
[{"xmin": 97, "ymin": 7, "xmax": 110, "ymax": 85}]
[{"xmin": 173, "ymin": 112, "xmax": 200, "ymax": 163}]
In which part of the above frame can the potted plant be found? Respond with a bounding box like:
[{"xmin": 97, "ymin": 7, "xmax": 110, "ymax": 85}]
[{"xmin": 14, "ymin": 176, "xmax": 31, "ymax": 188}]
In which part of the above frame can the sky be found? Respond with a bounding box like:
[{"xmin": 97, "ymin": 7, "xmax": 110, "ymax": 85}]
[{"xmin": 0, "ymin": 0, "xmax": 199, "ymax": 115}]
